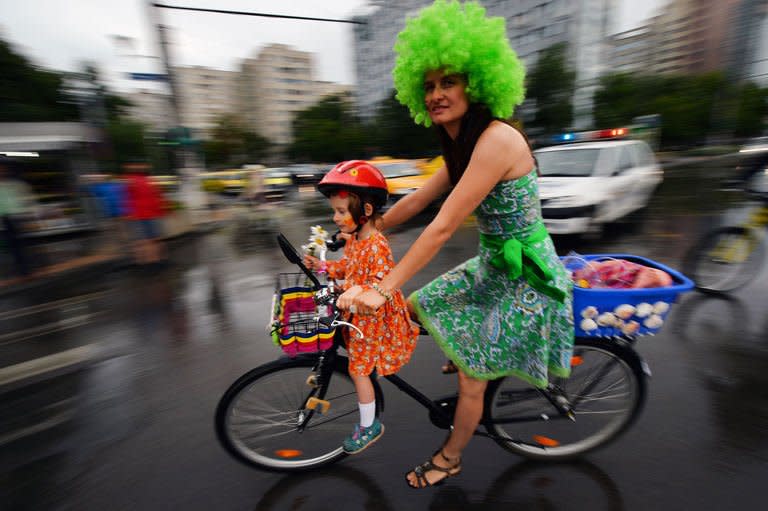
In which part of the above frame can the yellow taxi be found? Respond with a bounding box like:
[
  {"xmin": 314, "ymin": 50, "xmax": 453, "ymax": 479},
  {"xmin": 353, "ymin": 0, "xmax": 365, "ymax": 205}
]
[
  {"xmin": 373, "ymin": 156, "xmax": 444, "ymax": 203},
  {"xmin": 200, "ymin": 170, "xmax": 248, "ymax": 195}
]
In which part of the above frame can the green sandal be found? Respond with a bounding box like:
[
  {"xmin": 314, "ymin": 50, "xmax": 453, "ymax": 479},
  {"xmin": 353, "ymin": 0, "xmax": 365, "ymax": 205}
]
[{"xmin": 405, "ymin": 449, "xmax": 462, "ymax": 489}]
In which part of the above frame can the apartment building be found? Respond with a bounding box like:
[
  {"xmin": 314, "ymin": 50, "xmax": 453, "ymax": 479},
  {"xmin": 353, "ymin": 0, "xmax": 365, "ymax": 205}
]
[
  {"xmin": 173, "ymin": 66, "xmax": 238, "ymax": 137},
  {"xmin": 237, "ymin": 44, "xmax": 351, "ymax": 147},
  {"xmin": 352, "ymin": 0, "xmax": 617, "ymax": 129},
  {"xmin": 125, "ymin": 90, "xmax": 173, "ymax": 133},
  {"xmin": 608, "ymin": 27, "xmax": 655, "ymax": 75}
]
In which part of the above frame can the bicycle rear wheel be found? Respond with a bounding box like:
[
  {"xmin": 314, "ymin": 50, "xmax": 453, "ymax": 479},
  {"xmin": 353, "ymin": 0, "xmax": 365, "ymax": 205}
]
[
  {"xmin": 485, "ymin": 338, "xmax": 646, "ymax": 461},
  {"xmin": 684, "ymin": 226, "xmax": 765, "ymax": 294},
  {"xmin": 215, "ymin": 355, "xmax": 375, "ymax": 471}
]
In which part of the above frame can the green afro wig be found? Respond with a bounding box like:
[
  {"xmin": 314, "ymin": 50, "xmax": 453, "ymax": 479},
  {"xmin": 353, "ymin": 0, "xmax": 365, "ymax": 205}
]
[{"xmin": 392, "ymin": 0, "xmax": 526, "ymax": 127}]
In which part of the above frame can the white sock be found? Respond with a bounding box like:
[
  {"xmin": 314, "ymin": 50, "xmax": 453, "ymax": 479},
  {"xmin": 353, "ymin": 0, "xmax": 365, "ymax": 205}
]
[{"xmin": 359, "ymin": 401, "xmax": 376, "ymax": 428}]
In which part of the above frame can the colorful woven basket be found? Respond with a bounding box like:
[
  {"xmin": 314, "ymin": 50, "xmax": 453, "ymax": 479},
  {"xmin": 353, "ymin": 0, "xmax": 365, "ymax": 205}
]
[{"xmin": 270, "ymin": 273, "xmax": 335, "ymax": 356}]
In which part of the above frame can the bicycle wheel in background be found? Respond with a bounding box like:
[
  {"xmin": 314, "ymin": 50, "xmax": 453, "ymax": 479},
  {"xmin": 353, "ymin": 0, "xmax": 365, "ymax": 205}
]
[
  {"xmin": 683, "ymin": 226, "xmax": 765, "ymax": 294},
  {"xmin": 216, "ymin": 355, "xmax": 377, "ymax": 471},
  {"xmin": 485, "ymin": 338, "xmax": 646, "ymax": 461}
]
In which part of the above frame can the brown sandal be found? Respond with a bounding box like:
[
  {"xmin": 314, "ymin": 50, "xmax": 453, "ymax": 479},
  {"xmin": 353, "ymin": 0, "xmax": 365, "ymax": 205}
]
[
  {"xmin": 441, "ymin": 360, "xmax": 458, "ymax": 374},
  {"xmin": 405, "ymin": 449, "xmax": 462, "ymax": 489}
]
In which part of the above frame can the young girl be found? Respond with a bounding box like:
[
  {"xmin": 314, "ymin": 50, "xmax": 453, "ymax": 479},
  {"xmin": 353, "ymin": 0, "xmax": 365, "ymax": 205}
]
[{"xmin": 304, "ymin": 160, "xmax": 420, "ymax": 454}]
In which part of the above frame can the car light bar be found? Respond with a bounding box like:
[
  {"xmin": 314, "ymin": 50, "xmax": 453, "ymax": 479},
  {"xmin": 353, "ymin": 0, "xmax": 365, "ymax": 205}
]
[{"xmin": 551, "ymin": 127, "xmax": 630, "ymax": 144}]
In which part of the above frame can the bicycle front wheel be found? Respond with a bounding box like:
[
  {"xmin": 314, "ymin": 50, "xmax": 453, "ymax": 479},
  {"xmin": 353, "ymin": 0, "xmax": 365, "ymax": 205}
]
[
  {"xmin": 684, "ymin": 226, "xmax": 765, "ymax": 294},
  {"xmin": 485, "ymin": 338, "xmax": 646, "ymax": 461},
  {"xmin": 215, "ymin": 355, "xmax": 365, "ymax": 471}
]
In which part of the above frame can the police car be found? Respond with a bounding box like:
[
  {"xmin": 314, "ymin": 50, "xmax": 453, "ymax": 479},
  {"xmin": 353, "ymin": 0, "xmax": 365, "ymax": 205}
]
[{"xmin": 534, "ymin": 129, "xmax": 663, "ymax": 235}]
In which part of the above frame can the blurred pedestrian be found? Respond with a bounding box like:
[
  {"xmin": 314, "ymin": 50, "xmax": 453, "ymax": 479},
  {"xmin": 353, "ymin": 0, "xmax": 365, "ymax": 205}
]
[
  {"xmin": 0, "ymin": 155, "xmax": 35, "ymax": 278},
  {"xmin": 343, "ymin": 1, "xmax": 573, "ymax": 488},
  {"xmin": 122, "ymin": 160, "xmax": 167, "ymax": 266},
  {"xmin": 90, "ymin": 172, "xmax": 130, "ymax": 251}
]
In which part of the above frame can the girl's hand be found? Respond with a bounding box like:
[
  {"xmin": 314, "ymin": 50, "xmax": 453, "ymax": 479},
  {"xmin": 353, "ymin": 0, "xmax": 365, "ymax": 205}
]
[
  {"xmin": 304, "ymin": 254, "xmax": 320, "ymax": 270},
  {"xmin": 337, "ymin": 285, "xmax": 365, "ymax": 311},
  {"xmin": 353, "ymin": 289, "xmax": 386, "ymax": 315}
]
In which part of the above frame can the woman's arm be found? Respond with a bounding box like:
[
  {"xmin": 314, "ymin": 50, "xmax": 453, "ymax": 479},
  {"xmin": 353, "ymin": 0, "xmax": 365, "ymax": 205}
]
[
  {"xmin": 381, "ymin": 166, "xmax": 452, "ymax": 231},
  {"xmin": 354, "ymin": 123, "xmax": 533, "ymax": 310}
]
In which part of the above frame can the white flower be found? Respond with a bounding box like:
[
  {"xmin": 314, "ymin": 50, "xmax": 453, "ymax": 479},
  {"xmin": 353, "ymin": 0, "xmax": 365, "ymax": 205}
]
[
  {"xmin": 581, "ymin": 306, "xmax": 598, "ymax": 319},
  {"xmin": 653, "ymin": 301, "xmax": 670, "ymax": 315},
  {"xmin": 580, "ymin": 318, "xmax": 598, "ymax": 331},
  {"xmin": 310, "ymin": 225, "xmax": 329, "ymax": 239}
]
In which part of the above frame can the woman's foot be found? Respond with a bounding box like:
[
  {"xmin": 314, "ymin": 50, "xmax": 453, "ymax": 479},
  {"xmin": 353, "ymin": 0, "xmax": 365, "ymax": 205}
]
[
  {"xmin": 405, "ymin": 449, "xmax": 462, "ymax": 488},
  {"xmin": 441, "ymin": 360, "xmax": 458, "ymax": 374}
]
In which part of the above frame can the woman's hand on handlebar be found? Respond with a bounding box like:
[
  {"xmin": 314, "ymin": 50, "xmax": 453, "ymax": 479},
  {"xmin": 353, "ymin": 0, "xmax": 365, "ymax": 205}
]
[
  {"xmin": 350, "ymin": 288, "xmax": 387, "ymax": 315},
  {"xmin": 337, "ymin": 285, "xmax": 365, "ymax": 312}
]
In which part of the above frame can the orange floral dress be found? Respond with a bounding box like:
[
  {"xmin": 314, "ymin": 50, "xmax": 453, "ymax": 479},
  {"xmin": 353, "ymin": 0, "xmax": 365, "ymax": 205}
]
[{"xmin": 325, "ymin": 231, "xmax": 419, "ymax": 376}]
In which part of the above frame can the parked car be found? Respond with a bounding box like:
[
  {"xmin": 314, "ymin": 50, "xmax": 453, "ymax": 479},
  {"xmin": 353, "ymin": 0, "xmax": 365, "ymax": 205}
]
[
  {"xmin": 200, "ymin": 170, "xmax": 248, "ymax": 195},
  {"xmin": 262, "ymin": 168, "xmax": 293, "ymax": 202},
  {"xmin": 534, "ymin": 139, "xmax": 663, "ymax": 235},
  {"xmin": 284, "ymin": 164, "xmax": 325, "ymax": 187}
]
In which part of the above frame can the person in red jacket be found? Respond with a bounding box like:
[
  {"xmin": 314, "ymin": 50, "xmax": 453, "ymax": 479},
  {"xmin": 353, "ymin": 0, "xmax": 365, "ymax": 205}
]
[{"xmin": 122, "ymin": 160, "xmax": 166, "ymax": 265}]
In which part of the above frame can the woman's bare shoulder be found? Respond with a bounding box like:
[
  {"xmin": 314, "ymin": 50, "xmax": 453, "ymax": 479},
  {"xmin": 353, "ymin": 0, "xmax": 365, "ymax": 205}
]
[{"xmin": 477, "ymin": 121, "xmax": 534, "ymax": 178}]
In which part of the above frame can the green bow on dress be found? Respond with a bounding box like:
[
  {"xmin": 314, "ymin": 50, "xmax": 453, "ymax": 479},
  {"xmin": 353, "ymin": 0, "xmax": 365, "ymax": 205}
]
[{"xmin": 480, "ymin": 224, "xmax": 566, "ymax": 303}]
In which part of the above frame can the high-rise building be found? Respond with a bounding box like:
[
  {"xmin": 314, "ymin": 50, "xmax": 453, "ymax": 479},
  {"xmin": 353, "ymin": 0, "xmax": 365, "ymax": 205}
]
[
  {"xmin": 237, "ymin": 44, "xmax": 351, "ymax": 147},
  {"xmin": 173, "ymin": 66, "xmax": 238, "ymax": 137},
  {"xmin": 352, "ymin": 0, "xmax": 618, "ymax": 129},
  {"xmin": 125, "ymin": 90, "xmax": 173, "ymax": 132}
]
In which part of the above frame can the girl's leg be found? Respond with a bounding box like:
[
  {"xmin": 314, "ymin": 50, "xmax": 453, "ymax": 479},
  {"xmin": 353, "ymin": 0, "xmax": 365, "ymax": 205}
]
[
  {"xmin": 406, "ymin": 370, "xmax": 486, "ymax": 487},
  {"xmin": 352, "ymin": 374, "xmax": 375, "ymax": 404},
  {"xmin": 344, "ymin": 374, "xmax": 383, "ymax": 454}
]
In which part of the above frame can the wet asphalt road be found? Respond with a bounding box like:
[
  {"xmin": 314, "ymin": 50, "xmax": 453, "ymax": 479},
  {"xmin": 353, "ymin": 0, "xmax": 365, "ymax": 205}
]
[{"xmin": 1, "ymin": 156, "xmax": 767, "ymax": 511}]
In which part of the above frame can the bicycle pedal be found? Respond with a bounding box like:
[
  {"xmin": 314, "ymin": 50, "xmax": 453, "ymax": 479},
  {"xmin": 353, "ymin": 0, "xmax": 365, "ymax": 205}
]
[
  {"xmin": 306, "ymin": 397, "xmax": 330, "ymax": 414},
  {"xmin": 306, "ymin": 375, "xmax": 319, "ymax": 388}
]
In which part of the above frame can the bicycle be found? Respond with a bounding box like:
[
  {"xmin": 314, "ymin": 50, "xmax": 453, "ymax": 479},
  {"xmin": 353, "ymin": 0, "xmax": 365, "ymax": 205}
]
[
  {"xmin": 683, "ymin": 172, "xmax": 768, "ymax": 294},
  {"xmin": 215, "ymin": 234, "xmax": 690, "ymax": 472}
]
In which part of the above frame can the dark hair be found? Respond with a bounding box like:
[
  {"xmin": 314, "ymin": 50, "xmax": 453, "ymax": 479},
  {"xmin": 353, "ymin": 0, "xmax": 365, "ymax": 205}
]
[{"xmin": 437, "ymin": 103, "xmax": 537, "ymax": 185}]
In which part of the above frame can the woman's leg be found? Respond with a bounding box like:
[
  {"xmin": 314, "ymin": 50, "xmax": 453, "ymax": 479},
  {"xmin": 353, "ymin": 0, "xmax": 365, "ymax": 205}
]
[{"xmin": 406, "ymin": 370, "xmax": 486, "ymax": 487}]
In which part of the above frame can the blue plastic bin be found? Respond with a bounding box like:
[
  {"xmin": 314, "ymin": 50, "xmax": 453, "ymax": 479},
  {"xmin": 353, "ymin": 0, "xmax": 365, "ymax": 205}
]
[{"xmin": 561, "ymin": 254, "xmax": 694, "ymax": 338}]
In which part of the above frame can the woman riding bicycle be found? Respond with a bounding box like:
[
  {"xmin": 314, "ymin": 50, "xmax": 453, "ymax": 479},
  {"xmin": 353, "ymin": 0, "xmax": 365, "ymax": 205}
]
[{"xmin": 341, "ymin": 0, "xmax": 574, "ymax": 488}]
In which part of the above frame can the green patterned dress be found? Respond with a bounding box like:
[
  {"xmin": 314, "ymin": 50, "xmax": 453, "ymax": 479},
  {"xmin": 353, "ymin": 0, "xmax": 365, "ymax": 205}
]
[{"xmin": 409, "ymin": 171, "xmax": 574, "ymax": 388}]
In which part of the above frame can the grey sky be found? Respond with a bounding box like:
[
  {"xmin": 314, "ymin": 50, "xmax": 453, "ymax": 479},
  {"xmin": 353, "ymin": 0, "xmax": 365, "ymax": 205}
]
[{"xmin": 0, "ymin": 0, "xmax": 661, "ymax": 92}]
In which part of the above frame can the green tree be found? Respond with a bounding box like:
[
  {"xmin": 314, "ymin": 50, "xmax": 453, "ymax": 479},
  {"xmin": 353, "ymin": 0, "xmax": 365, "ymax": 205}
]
[
  {"xmin": 370, "ymin": 92, "xmax": 439, "ymax": 158},
  {"xmin": 289, "ymin": 95, "xmax": 366, "ymax": 162},
  {"xmin": 734, "ymin": 82, "xmax": 768, "ymax": 137},
  {"xmin": 203, "ymin": 113, "xmax": 271, "ymax": 167},
  {"xmin": 593, "ymin": 72, "xmax": 739, "ymax": 148},
  {"xmin": 527, "ymin": 43, "xmax": 575, "ymax": 133},
  {"xmin": 0, "ymin": 38, "xmax": 78, "ymax": 121}
]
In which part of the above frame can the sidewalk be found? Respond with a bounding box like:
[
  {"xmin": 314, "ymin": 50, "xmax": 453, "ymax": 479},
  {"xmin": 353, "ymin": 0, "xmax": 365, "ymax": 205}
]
[{"xmin": 0, "ymin": 211, "xmax": 225, "ymax": 298}]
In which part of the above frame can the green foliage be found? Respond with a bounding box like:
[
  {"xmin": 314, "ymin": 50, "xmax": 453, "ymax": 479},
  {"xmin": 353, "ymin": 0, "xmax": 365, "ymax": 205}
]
[
  {"xmin": 734, "ymin": 82, "xmax": 768, "ymax": 137},
  {"xmin": 289, "ymin": 95, "xmax": 367, "ymax": 162},
  {"xmin": 203, "ymin": 113, "xmax": 271, "ymax": 167},
  {"xmin": 370, "ymin": 92, "xmax": 439, "ymax": 158},
  {"xmin": 527, "ymin": 43, "xmax": 575, "ymax": 133},
  {"xmin": 594, "ymin": 71, "xmax": 768, "ymax": 148},
  {"xmin": 0, "ymin": 39, "xmax": 78, "ymax": 121}
]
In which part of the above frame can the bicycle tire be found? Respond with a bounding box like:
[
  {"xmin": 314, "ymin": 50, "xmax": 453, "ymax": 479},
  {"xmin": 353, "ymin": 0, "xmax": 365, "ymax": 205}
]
[
  {"xmin": 683, "ymin": 226, "xmax": 765, "ymax": 294},
  {"xmin": 484, "ymin": 338, "xmax": 646, "ymax": 461},
  {"xmin": 215, "ymin": 355, "xmax": 382, "ymax": 471}
]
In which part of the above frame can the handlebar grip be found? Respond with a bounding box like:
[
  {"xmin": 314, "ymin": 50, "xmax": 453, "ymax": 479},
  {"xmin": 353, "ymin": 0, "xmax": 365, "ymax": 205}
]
[{"xmin": 326, "ymin": 231, "xmax": 346, "ymax": 252}]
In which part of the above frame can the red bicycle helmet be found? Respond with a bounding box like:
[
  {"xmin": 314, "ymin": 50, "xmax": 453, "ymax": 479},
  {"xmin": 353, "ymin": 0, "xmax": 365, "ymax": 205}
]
[{"xmin": 317, "ymin": 160, "xmax": 388, "ymax": 209}]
